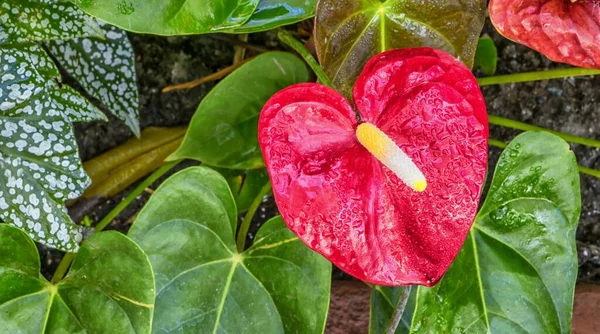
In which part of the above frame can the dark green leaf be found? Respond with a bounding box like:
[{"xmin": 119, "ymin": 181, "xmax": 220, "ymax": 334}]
[
  {"xmin": 411, "ymin": 132, "xmax": 580, "ymax": 333},
  {"xmin": 168, "ymin": 52, "xmax": 310, "ymax": 170},
  {"xmin": 315, "ymin": 0, "xmax": 486, "ymax": 98},
  {"xmin": 369, "ymin": 286, "xmax": 416, "ymax": 334},
  {"xmin": 231, "ymin": 0, "xmax": 318, "ymax": 33},
  {"xmin": 474, "ymin": 36, "xmax": 498, "ymax": 76},
  {"xmin": 0, "ymin": 224, "xmax": 154, "ymax": 332},
  {"xmin": 0, "ymin": 44, "xmax": 106, "ymax": 251},
  {"xmin": 72, "ymin": 0, "xmax": 260, "ymax": 35},
  {"xmin": 47, "ymin": 21, "xmax": 140, "ymax": 136},
  {"xmin": 0, "ymin": 0, "xmax": 104, "ymax": 45},
  {"xmin": 129, "ymin": 166, "xmax": 331, "ymax": 333}
]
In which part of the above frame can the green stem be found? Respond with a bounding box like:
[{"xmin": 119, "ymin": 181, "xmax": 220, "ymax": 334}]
[
  {"xmin": 478, "ymin": 67, "xmax": 600, "ymax": 86},
  {"xmin": 385, "ymin": 286, "xmax": 412, "ymax": 334},
  {"xmin": 488, "ymin": 138, "xmax": 508, "ymax": 149},
  {"xmin": 277, "ymin": 29, "xmax": 334, "ymax": 88},
  {"xmin": 489, "ymin": 138, "xmax": 600, "ymax": 178},
  {"xmin": 95, "ymin": 160, "xmax": 180, "ymax": 232},
  {"xmin": 236, "ymin": 182, "xmax": 272, "ymax": 252},
  {"xmin": 50, "ymin": 252, "xmax": 74, "ymax": 284},
  {"xmin": 50, "ymin": 160, "xmax": 180, "ymax": 284},
  {"xmin": 579, "ymin": 166, "xmax": 600, "ymax": 178},
  {"xmin": 488, "ymin": 115, "xmax": 600, "ymax": 149}
]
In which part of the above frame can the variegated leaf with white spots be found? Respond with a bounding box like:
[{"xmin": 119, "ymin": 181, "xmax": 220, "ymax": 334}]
[
  {"xmin": 0, "ymin": 43, "xmax": 105, "ymax": 251},
  {"xmin": 0, "ymin": 0, "xmax": 104, "ymax": 45},
  {"xmin": 48, "ymin": 21, "xmax": 140, "ymax": 135}
]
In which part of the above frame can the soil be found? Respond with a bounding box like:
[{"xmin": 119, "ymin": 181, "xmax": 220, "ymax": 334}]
[{"xmin": 39, "ymin": 21, "xmax": 600, "ymax": 289}]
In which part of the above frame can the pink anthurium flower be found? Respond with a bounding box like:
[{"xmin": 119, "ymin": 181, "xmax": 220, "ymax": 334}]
[
  {"xmin": 489, "ymin": 0, "xmax": 600, "ymax": 68},
  {"xmin": 258, "ymin": 48, "xmax": 488, "ymax": 286}
]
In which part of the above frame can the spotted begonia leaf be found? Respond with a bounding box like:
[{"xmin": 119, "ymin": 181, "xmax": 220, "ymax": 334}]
[
  {"xmin": 0, "ymin": 0, "xmax": 104, "ymax": 45},
  {"xmin": 490, "ymin": 0, "xmax": 600, "ymax": 68},
  {"xmin": 0, "ymin": 224, "xmax": 154, "ymax": 332},
  {"xmin": 47, "ymin": 21, "xmax": 140, "ymax": 136},
  {"xmin": 0, "ymin": 44, "xmax": 105, "ymax": 251},
  {"xmin": 315, "ymin": 0, "xmax": 486, "ymax": 98},
  {"xmin": 259, "ymin": 48, "xmax": 488, "ymax": 286}
]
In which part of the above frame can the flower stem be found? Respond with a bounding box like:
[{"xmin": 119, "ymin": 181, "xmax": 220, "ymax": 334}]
[
  {"xmin": 478, "ymin": 67, "xmax": 600, "ymax": 86},
  {"xmin": 236, "ymin": 182, "xmax": 272, "ymax": 252},
  {"xmin": 488, "ymin": 138, "xmax": 508, "ymax": 149},
  {"xmin": 489, "ymin": 138, "xmax": 600, "ymax": 178},
  {"xmin": 385, "ymin": 286, "xmax": 412, "ymax": 334},
  {"xmin": 50, "ymin": 252, "xmax": 74, "ymax": 284},
  {"xmin": 579, "ymin": 166, "xmax": 600, "ymax": 178},
  {"xmin": 277, "ymin": 29, "xmax": 334, "ymax": 88},
  {"xmin": 51, "ymin": 160, "xmax": 181, "ymax": 284},
  {"xmin": 94, "ymin": 160, "xmax": 181, "ymax": 232},
  {"xmin": 488, "ymin": 115, "xmax": 600, "ymax": 149}
]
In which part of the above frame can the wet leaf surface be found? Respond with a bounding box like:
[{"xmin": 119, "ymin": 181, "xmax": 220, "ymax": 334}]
[
  {"xmin": 169, "ymin": 52, "xmax": 309, "ymax": 170},
  {"xmin": 259, "ymin": 48, "xmax": 488, "ymax": 286},
  {"xmin": 0, "ymin": 44, "xmax": 105, "ymax": 251},
  {"xmin": 231, "ymin": 0, "xmax": 318, "ymax": 33},
  {"xmin": 0, "ymin": 224, "xmax": 154, "ymax": 332},
  {"xmin": 489, "ymin": 0, "xmax": 600, "ymax": 68},
  {"xmin": 411, "ymin": 132, "xmax": 580, "ymax": 333},
  {"xmin": 129, "ymin": 167, "xmax": 331, "ymax": 333},
  {"xmin": 315, "ymin": 0, "xmax": 486, "ymax": 98},
  {"xmin": 47, "ymin": 22, "xmax": 140, "ymax": 135},
  {"xmin": 73, "ymin": 0, "xmax": 260, "ymax": 35}
]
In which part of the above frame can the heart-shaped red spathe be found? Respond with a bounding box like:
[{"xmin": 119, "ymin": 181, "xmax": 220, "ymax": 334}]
[
  {"xmin": 490, "ymin": 0, "xmax": 600, "ymax": 68},
  {"xmin": 258, "ymin": 48, "xmax": 488, "ymax": 286}
]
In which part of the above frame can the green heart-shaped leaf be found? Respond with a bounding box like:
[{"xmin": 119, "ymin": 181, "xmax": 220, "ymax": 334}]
[
  {"xmin": 0, "ymin": 0, "xmax": 104, "ymax": 45},
  {"xmin": 72, "ymin": 0, "xmax": 260, "ymax": 35},
  {"xmin": 315, "ymin": 0, "xmax": 486, "ymax": 98},
  {"xmin": 129, "ymin": 167, "xmax": 331, "ymax": 333},
  {"xmin": 168, "ymin": 52, "xmax": 310, "ymax": 170},
  {"xmin": 410, "ymin": 132, "xmax": 580, "ymax": 333},
  {"xmin": 230, "ymin": 0, "xmax": 318, "ymax": 33},
  {"xmin": 0, "ymin": 224, "xmax": 154, "ymax": 332}
]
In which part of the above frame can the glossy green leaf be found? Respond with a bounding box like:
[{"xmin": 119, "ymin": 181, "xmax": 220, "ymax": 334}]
[
  {"xmin": 0, "ymin": 224, "xmax": 155, "ymax": 332},
  {"xmin": 0, "ymin": 0, "xmax": 104, "ymax": 45},
  {"xmin": 0, "ymin": 44, "xmax": 106, "ymax": 251},
  {"xmin": 231, "ymin": 0, "xmax": 318, "ymax": 33},
  {"xmin": 315, "ymin": 0, "xmax": 486, "ymax": 98},
  {"xmin": 168, "ymin": 52, "xmax": 309, "ymax": 170},
  {"xmin": 474, "ymin": 36, "xmax": 498, "ymax": 76},
  {"xmin": 47, "ymin": 21, "xmax": 140, "ymax": 136},
  {"xmin": 369, "ymin": 286, "xmax": 416, "ymax": 334},
  {"xmin": 129, "ymin": 166, "xmax": 331, "ymax": 333},
  {"xmin": 72, "ymin": 0, "xmax": 260, "ymax": 35},
  {"xmin": 411, "ymin": 132, "xmax": 580, "ymax": 333},
  {"xmin": 227, "ymin": 168, "xmax": 270, "ymax": 213}
]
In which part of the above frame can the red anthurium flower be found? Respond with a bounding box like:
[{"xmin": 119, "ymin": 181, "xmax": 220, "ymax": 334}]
[
  {"xmin": 258, "ymin": 48, "xmax": 488, "ymax": 286},
  {"xmin": 490, "ymin": 0, "xmax": 600, "ymax": 68}
]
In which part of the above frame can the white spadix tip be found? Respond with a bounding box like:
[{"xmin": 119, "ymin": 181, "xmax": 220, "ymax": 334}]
[{"xmin": 356, "ymin": 122, "xmax": 427, "ymax": 192}]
